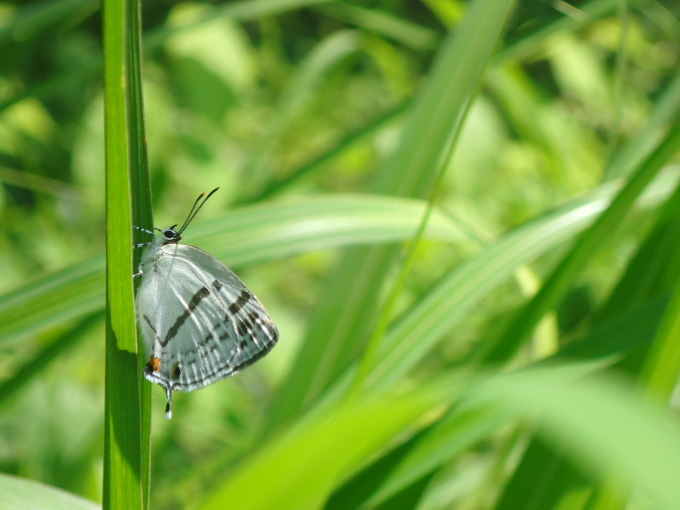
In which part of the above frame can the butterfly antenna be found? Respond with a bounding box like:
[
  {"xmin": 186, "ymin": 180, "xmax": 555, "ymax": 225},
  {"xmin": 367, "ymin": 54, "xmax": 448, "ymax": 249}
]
[{"xmin": 177, "ymin": 187, "xmax": 219, "ymax": 234}]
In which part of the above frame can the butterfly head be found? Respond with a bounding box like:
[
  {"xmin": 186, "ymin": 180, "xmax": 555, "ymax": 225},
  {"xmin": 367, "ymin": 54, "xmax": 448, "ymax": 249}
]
[
  {"xmin": 160, "ymin": 225, "xmax": 181, "ymax": 244},
  {"xmin": 134, "ymin": 188, "xmax": 219, "ymax": 249}
]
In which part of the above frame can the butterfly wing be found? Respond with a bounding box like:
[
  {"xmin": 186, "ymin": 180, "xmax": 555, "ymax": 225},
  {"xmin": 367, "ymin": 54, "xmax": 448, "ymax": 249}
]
[{"xmin": 136, "ymin": 243, "xmax": 278, "ymax": 397}]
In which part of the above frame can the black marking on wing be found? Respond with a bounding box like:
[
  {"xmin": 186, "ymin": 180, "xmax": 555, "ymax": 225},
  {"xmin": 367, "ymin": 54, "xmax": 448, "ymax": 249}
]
[
  {"xmin": 228, "ymin": 290, "xmax": 252, "ymax": 314},
  {"xmin": 171, "ymin": 363, "xmax": 182, "ymax": 380},
  {"xmin": 161, "ymin": 286, "xmax": 211, "ymax": 346},
  {"xmin": 235, "ymin": 319, "xmax": 250, "ymax": 336},
  {"xmin": 177, "ymin": 330, "xmax": 279, "ymax": 387},
  {"xmin": 143, "ymin": 315, "xmax": 159, "ymax": 335}
]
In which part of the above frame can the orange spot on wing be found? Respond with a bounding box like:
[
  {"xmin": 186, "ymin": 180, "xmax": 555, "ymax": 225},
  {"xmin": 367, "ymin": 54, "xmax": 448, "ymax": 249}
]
[{"xmin": 147, "ymin": 356, "xmax": 161, "ymax": 373}]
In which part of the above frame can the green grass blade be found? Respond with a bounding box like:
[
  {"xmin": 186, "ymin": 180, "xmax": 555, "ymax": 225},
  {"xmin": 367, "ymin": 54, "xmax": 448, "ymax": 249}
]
[
  {"xmin": 472, "ymin": 366, "xmax": 680, "ymax": 510},
  {"xmin": 0, "ymin": 473, "xmax": 99, "ymax": 510},
  {"xmin": 0, "ymin": 196, "xmax": 468, "ymax": 347},
  {"xmin": 498, "ymin": 0, "xmax": 648, "ymax": 63},
  {"xmin": 102, "ymin": 0, "xmax": 143, "ymax": 507},
  {"xmin": 198, "ymin": 385, "xmax": 448, "ymax": 510},
  {"xmin": 624, "ymin": 182, "xmax": 680, "ymax": 396},
  {"xmin": 239, "ymin": 29, "xmax": 364, "ymax": 194},
  {"xmin": 269, "ymin": 0, "xmax": 518, "ymax": 429},
  {"xmin": 640, "ymin": 248, "xmax": 680, "ymax": 399},
  {"xmin": 0, "ymin": 312, "xmax": 102, "ymax": 409},
  {"xmin": 490, "ymin": 182, "xmax": 680, "ymax": 510},
  {"xmin": 478, "ymin": 122, "xmax": 680, "ymax": 364},
  {"xmin": 365, "ymin": 170, "xmax": 677, "ymax": 393},
  {"xmin": 314, "ymin": 3, "xmax": 439, "ymax": 50},
  {"xmin": 242, "ymin": 103, "xmax": 408, "ymax": 204},
  {"xmin": 347, "ymin": 296, "xmax": 668, "ymax": 508},
  {"xmin": 0, "ymin": 257, "xmax": 105, "ymax": 347},
  {"xmin": 127, "ymin": 0, "xmax": 153, "ymax": 502}
]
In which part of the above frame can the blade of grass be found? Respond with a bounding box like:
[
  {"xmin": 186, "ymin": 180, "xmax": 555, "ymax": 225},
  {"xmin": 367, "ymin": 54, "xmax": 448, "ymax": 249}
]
[
  {"xmin": 348, "ymin": 86, "xmax": 460, "ymax": 400},
  {"xmin": 0, "ymin": 169, "xmax": 675, "ymax": 390},
  {"xmin": 0, "ymin": 312, "xmax": 103, "ymax": 409},
  {"xmin": 0, "ymin": 195, "xmax": 470, "ymax": 347},
  {"xmin": 640, "ymin": 273, "xmax": 680, "ymax": 402},
  {"xmin": 0, "ymin": 473, "xmax": 99, "ymax": 510},
  {"xmin": 476, "ymin": 122, "xmax": 680, "ymax": 365},
  {"xmin": 493, "ymin": 180, "xmax": 680, "ymax": 510},
  {"xmin": 242, "ymin": 102, "xmax": 407, "ymax": 204},
  {"xmin": 269, "ymin": 0, "xmax": 518, "ymax": 429},
  {"xmin": 239, "ymin": 29, "xmax": 363, "ymax": 194},
  {"xmin": 127, "ymin": 0, "xmax": 153, "ymax": 502},
  {"xmin": 497, "ymin": 0, "xmax": 648, "ymax": 63},
  {"xmin": 337, "ymin": 299, "xmax": 665, "ymax": 509},
  {"xmin": 102, "ymin": 0, "xmax": 143, "ymax": 507},
  {"xmin": 198, "ymin": 381, "xmax": 452, "ymax": 510},
  {"xmin": 364, "ymin": 169, "xmax": 677, "ymax": 394},
  {"xmin": 313, "ymin": 3, "xmax": 439, "ymax": 50},
  {"xmin": 0, "ymin": 0, "xmax": 332, "ymax": 113},
  {"xmin": 471, "ymin": 366, "xmax": 680, "ymax": 510}
]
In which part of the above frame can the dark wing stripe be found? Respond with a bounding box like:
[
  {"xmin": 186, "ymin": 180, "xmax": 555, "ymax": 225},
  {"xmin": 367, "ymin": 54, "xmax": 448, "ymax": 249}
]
[
  {"xmin": 143, "ymin": 314, "xmax": 162, "ymax": 343},
  {"xmin": 143, "ymin": 314, "xmax": 158, "ymax": 334},
  {"xmin": 177, "ymin": 333, "xmax": 279, "ymax": 387},
  {"xmin": 161, "ymin": 286, "xmax": 211, "ymax": 346},
  {"xmin": 228, "ymin": 290, "xmax": 251, "ymax": 314}
]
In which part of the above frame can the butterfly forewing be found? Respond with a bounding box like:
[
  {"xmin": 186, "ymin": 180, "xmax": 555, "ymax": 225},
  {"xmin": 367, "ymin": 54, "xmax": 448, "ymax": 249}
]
[{"xmin": 136, "ymin": 243, "xmax": 278, "ymax": 393}]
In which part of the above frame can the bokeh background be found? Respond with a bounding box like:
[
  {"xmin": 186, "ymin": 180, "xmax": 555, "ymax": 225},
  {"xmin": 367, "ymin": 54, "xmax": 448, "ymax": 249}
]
[{"xmin": 1, "ymin": 0, "xmax": 680, "ymax": 509}]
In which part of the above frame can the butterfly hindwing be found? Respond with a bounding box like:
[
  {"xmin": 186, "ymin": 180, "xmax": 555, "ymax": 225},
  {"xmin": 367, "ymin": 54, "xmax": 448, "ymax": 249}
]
[{"xmin": 135, "ymin": 243, "xmax": 278, "ymax": 393}]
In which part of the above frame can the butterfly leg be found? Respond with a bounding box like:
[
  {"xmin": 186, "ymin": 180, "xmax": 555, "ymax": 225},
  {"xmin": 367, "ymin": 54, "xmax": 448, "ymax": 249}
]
[
  {"xmin": 132, "ymin": 227, "xmax": 154, "ymax": 250},
  {"xmin": 133, "ymin": 261, "xmax": 144, "ymax": 279},
  {"xmin": 133, "ymin": 226, "xmax": 155, "ymax": 235}
]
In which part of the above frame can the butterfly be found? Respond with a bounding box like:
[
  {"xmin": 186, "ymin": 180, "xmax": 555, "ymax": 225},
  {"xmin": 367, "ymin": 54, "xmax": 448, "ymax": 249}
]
[{"xmin": 133, "ymin": 188, "xmax": 279, "ymax": 419}]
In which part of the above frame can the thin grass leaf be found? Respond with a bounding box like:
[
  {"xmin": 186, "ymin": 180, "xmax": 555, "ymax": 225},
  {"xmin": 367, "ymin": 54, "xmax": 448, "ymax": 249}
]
[
  {"xmin": 242, "ymin": 103, "xmax": 408, "ymax": 204},
  {"xmin": 477, "ymin": 122, "xmax": 680, "ymax": 365},
  {"xmin": 0, "ymin": 257, "xmax": 105, "ymax": 347},
  {"xmin": 127, "ymin": 0, "xmax": 153, "ymax": 500},
  {"xmin": 240, "ymin": 29, "xmax": 364, "ymax": 194},
  {"xmin": 0, "ymin": 0, "xmax": 97, "ymax": 47},
  {"xmin": 472, "ymin": 366, "xmax": 680, "ymax": 510},
  {"xmin": 0, "ymin": 473, "xmax": 99, "ymax": 510},
  {"xmin": 0, "ymin": 312, "xmax": 102, "ymax": 409},
  {"xmin": 314, "ymin": 3, "xmax": 439, "ymax": 50},
  {"xmin": 0, "ymin": 0, "xmax": 332, "ymax": 113},
  {"xmin": 102, "ymin": 0, "xmax": 144, "ymax": 507},
  {"xmin": 364, "ymin": 169, "xmax": 678, "ymax": 394},
  {"xmin": 348, "ymin": 315, "xmax": 651, "ymax": 508},
  {"xmin": 198, "ymin": 382, "xmax": 451, "ymax": 510},
  {"xmin": 622, "ymin": 185, "xmax": 680, "ymax": 392},
  {"xmin": 0, "ymin": 196, "xmax": 468, "ymax": 347},
  {"xmin": 604, "ymin": 71, "xmax": 680, "ymax": 181},
  {"xmin": 269, "ymin": 0, "xmax": 518, "ymax": 429},
  {"xmin": 490, "ymin": 183, "xmax": 680, "ymax": 510},
  {"xmin": 639, "ymin": 237, "xmax": 680, "ymax": 399},
  {"xmin": 498, "ymin": 0, "xmax": 648, "ymax": 63}
]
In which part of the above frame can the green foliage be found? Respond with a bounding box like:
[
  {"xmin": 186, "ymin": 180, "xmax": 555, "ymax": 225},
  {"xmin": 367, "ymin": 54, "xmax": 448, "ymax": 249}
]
[
  {"xmin": 102, "ymin": 0, "xmax": 149, "ymax": 508},
  {"xmin": 1, "ymin": 0, "xmax": 679, "ymax": 509}
]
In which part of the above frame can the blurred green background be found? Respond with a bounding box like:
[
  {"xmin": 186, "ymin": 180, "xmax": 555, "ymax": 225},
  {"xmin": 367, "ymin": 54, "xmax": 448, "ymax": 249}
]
[{"xmin": 1, "ymin": 0, "xmax": 680, "ymax": 509}]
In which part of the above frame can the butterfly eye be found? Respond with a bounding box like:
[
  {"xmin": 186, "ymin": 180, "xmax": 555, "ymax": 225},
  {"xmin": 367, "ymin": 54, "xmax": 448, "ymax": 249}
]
[{"xmin": 163, "ymin": 229, "xmax": 179, "ymax": 241}]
